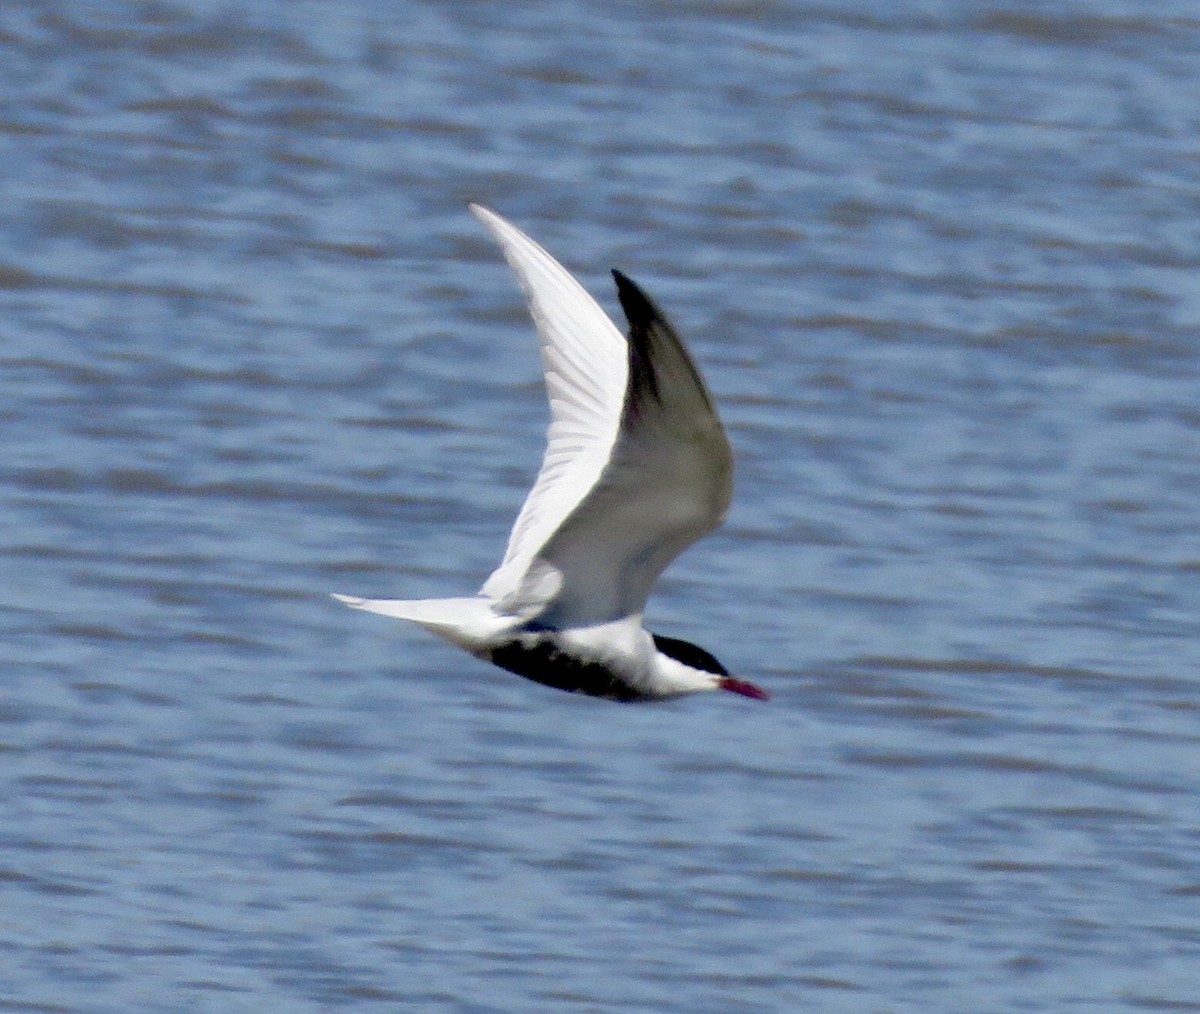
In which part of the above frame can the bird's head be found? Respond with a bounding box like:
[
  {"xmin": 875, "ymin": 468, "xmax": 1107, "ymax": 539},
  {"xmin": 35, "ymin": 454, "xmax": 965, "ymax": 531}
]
[{"xmin": 651, "ymin": 633, "xmax": 770, "ymax": 701}]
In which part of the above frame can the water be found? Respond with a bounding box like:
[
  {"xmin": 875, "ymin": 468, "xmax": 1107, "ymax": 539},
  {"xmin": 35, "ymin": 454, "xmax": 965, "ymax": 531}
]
[{"xmin": 3, "ymin": 2, "xmax": 1199, "ymax": 1010}]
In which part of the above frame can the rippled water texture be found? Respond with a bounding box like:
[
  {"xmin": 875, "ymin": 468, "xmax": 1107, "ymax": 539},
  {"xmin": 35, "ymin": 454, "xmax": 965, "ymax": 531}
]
[{"xmin": 3, "ymin": 2, "xmax": 1199, "ymax": 1011}]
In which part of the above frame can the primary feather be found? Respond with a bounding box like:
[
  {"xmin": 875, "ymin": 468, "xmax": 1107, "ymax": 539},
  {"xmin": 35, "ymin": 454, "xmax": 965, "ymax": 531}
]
[{"xmin": 468, "ymin": 204, "xmax": 627, "ymax": 608}]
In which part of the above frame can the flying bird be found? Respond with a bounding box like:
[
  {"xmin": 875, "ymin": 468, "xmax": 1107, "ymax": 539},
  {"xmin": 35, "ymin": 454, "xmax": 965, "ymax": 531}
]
[{"xmin": 334, "ymin": 205, "xmax": 768, "ymax": 703}]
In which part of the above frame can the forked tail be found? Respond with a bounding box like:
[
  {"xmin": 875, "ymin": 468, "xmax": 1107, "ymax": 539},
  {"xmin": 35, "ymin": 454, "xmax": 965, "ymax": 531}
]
[{"xmin": 331, "ymin": 594, "xmax": 512, "ymax": 651}]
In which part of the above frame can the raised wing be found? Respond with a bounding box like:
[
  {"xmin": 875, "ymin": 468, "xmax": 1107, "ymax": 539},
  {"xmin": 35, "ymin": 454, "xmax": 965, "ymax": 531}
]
[
  {"xmin": 468, "ymin": 205, "xmax": 629, "ymax": 608},
  {"xmin": 531, "ymin": 271, "xmax": 733, "ymax": 627}
]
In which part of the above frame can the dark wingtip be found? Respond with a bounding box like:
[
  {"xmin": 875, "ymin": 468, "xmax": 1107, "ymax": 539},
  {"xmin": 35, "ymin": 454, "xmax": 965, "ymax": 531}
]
[
  {"xmin": 611, "ymin": 269, "xmax": 657, "ymax": 329},
  {"xmin": 719, "ymin": 677, "xmax": 771, "ymax": 702}
]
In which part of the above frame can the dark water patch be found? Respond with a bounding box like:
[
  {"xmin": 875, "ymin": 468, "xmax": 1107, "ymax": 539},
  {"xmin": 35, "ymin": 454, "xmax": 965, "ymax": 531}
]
[
  {"xmin": 0, "ymin": 263, "xmax": 246, "ymax": 303},
  {"xmin": 335, "ymin": 791, "xmax": 475, "ymax": 818},
  {"xmin": 177, "ymin": 788, "xmax": 267, "ymax": 811},
  {"xmin": 973, "ymin": 12, "xmax": 1175, "ymax": 46},
  {"xmin": 502, "ymin": 799, "xmax": 608, "ymax": 825},
  {"xmin": 41, "ymin": 738, "xmax": 170, "ymax": 760},
  {"xmin": 181, "ymin": 630, "xmax": 277, "ymax": 654},
  {"xmin": 28, "ymin": 877, "xmax": 102, "ymax": 898},
  {"xmin": 761, "ymin": 867, "xmax": 857, "ymax": 884},
  {"xmin": 684, "ymin": 970, "xmax": 800, "ymax": 990},
  {"xmin": 175, "ymin": 978, "xmax": 254, "ymax": 996},
  {"xmin": 71, "ymin": 681, "xmax": 179, "ymax": 707},
  {"xmin": 49, "ymin": 623, "xmax": 138, "ymax": 643},
  {"xmin": 803, "ymin": 88, "xmax": 1048, "ymax": 130},
  {"xmin": 999, "ymin": 804, "xmax": 1171, "ymax": 828},
  {"xmin": 726, "ymin": 519, "xmax": 851, "ymax": 548},
  {"xmin": 287, "ymin": 827, "xmax": 509, "ymax": 874},
  {"xmin": 20, "ymin": 772, "xmax": 125, "ymax": 801},
  {"xmin": 848, "ymin": 748, "xmax": 1192, "ymax": 796},
  {"xmin": 533, "ymin": 852, "xmax": 614, "ymax": 874},
  {"xmin": 39, "ymin": 465, "xmax": 465, "ymax": 521},
  {"xmin": 227, "ymin": 691, "xmax": 305, "ymax": 708},
  {"xmin": 1121, "ymin": 997, "xmax": 1200, "ymax": 1012},
  {"xmin": 0, "ymin": 999, "xmax": 75, "ymax": 1013},
  {"xmin": 339, "ymin": 985, "xmax": 415, "ymax": 1003},
  {"xmin": 8, "ymin": 469, "xmax": 95, "ymax": 494},
  {"xmin": 854, "ymin": 655, "xmax": 1111, "ymax": 684},
  {"xmin": 797, "ymin": 975, "xmax": 867, "ymax": 992},
  {"xmin": 969, "ymin": 858, "xmax": 1104, "ymax": 875},
  {"xmin": 293, "ymin": 238, "xmax": 394, "ymax": 262},
  {"xmin": 340, "ymin": 413, "xmax": 461, "ymax": 432},
  {"xmin": 746, "ymin": 823, "xmax": 839, "ymax": 845},
  {"xmin": 666, "ymin": 757, "xmax": 833, "ymax": 782},
  {"xmin": 281, "ymin": 721, "xmax": 373, "ymax": 754},
  {"xmin": 890, "ymin": 702, "xmax": 992, "ymax": 721}
]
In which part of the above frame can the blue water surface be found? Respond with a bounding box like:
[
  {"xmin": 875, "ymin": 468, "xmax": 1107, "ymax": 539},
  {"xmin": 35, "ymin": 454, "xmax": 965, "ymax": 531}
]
[{"xmin": 2, "ymin": 2, "xmax": 1199, "ymax": 1011}]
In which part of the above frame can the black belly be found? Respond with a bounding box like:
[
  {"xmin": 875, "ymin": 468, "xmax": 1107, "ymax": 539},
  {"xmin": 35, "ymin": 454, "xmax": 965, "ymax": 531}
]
[{"xmin": 485, "ymin": 637, "xmax": 651, "ymax": 703}]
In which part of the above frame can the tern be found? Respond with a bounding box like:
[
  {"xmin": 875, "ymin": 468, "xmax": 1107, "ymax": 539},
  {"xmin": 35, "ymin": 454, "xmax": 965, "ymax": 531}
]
[{"xmin": 334, "ymin": 205, "xmax": 768, "ymax": 703}]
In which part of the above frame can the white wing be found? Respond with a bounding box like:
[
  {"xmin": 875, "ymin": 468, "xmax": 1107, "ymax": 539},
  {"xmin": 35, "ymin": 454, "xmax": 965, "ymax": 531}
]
[
  {"xmin": 530, "ymin": 271, "xmax": 733, "ymax": 627},
  {"xmin": 469, "ymin": 205, "xmax": 628, "ymax": 607}
]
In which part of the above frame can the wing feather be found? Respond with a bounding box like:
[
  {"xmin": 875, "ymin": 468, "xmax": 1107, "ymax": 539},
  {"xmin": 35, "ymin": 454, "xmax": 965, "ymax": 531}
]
[
  {"xmin": 531, "ymin": 271, "xmax": 732, "ymax": 626},
  {"xmin": 468, "ymin": 205, "xmax": 628, "ymax": 606}
]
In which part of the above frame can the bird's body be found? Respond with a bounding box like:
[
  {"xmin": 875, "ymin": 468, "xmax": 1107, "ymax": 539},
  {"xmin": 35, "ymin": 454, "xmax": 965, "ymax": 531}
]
[{"xmin": 334, "ymin": 205, "xmax": 768, "ymax": 703}]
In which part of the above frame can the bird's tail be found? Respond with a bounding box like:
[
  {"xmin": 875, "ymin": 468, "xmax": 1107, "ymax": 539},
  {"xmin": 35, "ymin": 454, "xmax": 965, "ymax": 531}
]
[{"xmin": 331, "ymin": 594, "xmax": 511, "ymax": 650}]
